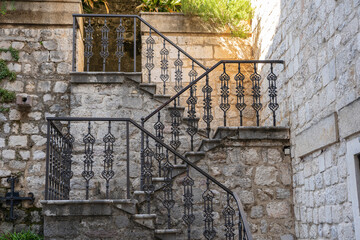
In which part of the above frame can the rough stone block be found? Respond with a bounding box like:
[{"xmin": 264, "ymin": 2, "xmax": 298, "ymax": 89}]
[
  {"xmin": 295, "ymin": 113, "xmax": 339, "ymax": 157},
  {"xmin": 9, "ymin": 135, "xmax": 27, "ymax": 147},
  {"xmin": 338, "ymin": 97, "xmax": 360, "ymax": 139}
]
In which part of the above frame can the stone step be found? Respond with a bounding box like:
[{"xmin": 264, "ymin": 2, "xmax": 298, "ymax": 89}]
[
  {"xmin": 184, "ymin": 151, "xmax": 206, "ymax": 162},
  {"xmin": 153, "ymin": 94, "xmax": 172, "ymax": 104},
  {"xmin": 197, "ymin": 139, "xmax": 221, "ymax": 152},
  {"xmin": 133, "ymin": 214, "xmax": 157, "ymax": 230},
  {"xmin": 152, "ymin": 177, "xmax": 166, "ymax": 182},
  {"xmin": 70, "ymin": 72, "xmax": 142, "ymax": 84},
  {"xmin": 154, "ymin": 229, "xmax": 182, "ymax": 240},
  {"xmin": 139, "ymin": 83, "xmax": 157, "ymax": 95}
]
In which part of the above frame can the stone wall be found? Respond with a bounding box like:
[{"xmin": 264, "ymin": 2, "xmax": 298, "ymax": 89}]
[
  {"xmin": 251, "ymin": 0, "xmax": 360, "ymax": 238},
  {"xmin": 0, "ymin": 0, "xmax": 81, "ymax": 234}
]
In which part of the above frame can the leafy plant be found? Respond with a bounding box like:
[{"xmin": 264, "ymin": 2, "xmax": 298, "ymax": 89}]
[
  {"xmin": 0, "ymin": 88, "xmax": 16, "ymax": 103},
  {"xmin": 0, "ymin": 47, "xmax": 19, "ymax": 81},
  {"xmin": 0, "ymin": 0, "xmax": 15, "ymax": 15},
  {"xmin": 82, "ymin": 0, "xmax": 109, "ymax": 13},
  {"xmin": 182, "ymin": 0, "xmax": 253, "ymax": 37},
  {"xmin": 137, "ymin": 0, "xmax": 181, "ymax": 12},
  {"xmin": 0, "ymin": 230, "xmax": 43, "ymax": 240}
]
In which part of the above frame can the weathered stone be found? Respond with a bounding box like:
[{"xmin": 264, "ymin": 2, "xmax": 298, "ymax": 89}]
[
  {"xmin": 9, "ymin": 135, "xmax": 28, "ymax": 147},
  {"xmin": 338, "ymin": 97, "xmax": 360, "ymax": 138},
  {"xmin": 254, "ymin": 166, "xmax": 279, "ymax": 186},
  {"xmin": 294, "ymin": 113, "xmax": 338, "ymax": 157},
  {"xmin": 0, "ymin": 138, "xmax": 5, "ymax": 148},
  {"xmin": 266, "ymin": 201, "xmax": 290, "ymax": 218},
  {"xmin": 250, "ymin": 206, "xmax": 263, "ymax": 218},
  {"xmin": 43, "ymin": 40, "xmax": 58, "ymax": 50},
  {"xmin": 53, "ymin": 81, "xmax": 68, "ymax": 93},
  {"xmin": 19, "ymin": 150, "xmax": 30, "ymax": 160},
  {"xmin": 33, "ymin": 150, "xmax": 46, "ymax": 160},
  {"xmin": 2, "ymin": 150, "xmax": 15, "ymax": 160}
]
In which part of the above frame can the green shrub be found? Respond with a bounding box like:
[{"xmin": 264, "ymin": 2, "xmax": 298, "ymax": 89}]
[
  {"xmin": 0, "ymin": 88, "xmax": 16, "ymax": 103},
  {"xmin": 182, "ymin": 0, "xmax": 253, "ymax": 37},
  {"xmin": 137, "ymin": 0, "xmax": 181, "ymax": 12},
  {"xmin": 0, "ymin": 230, "xmax": 43, "ymax": 240}
]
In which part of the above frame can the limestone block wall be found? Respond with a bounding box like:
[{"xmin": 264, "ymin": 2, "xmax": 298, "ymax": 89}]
[
  {"xmin": 0, "ymin": 0, "xmax": 82, "ymax": 234},
  {"xmin": 252, "ymin": 0, "xmax": 360, "ymax": 238}
]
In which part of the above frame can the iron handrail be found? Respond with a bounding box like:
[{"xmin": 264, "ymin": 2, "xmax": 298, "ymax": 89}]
[
  {"xmin": 46, "ymin": 116, "xmax": 252, "ymax": 239},
  {"xmin": 143, "ymin": 59, "xmax": 285, "ymax": 122},
  {"xmin": 72, "ymin": 14, "xmax": 207, "ymax": 71}
]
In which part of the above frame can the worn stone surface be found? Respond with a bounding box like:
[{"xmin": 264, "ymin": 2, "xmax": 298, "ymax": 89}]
[{"xmin": 338, "ymin": 97, "xmax": 360, "ymax": 139}]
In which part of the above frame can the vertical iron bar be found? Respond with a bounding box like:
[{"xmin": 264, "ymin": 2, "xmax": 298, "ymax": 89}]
[
  {"xmin": 220, "ymin": 63, "xmax": 230, "ymax": 127},
  {"xmin": 267, "ymin": 63, "xmax": 279, "ymax": 127},
  {"xmin": 154, "ymin": 112, "xmax": 165, "ymax": 176},
  {"xmin": 45, "ymin": 120, "xmax": 51, "ymax": 200},
  {"xmin": 140, "ymin": 118, "xmax": 145, "ymax": 190},
  {"xmin": 235, "ymin": 63, "xmax": 246, "ymax": 126},
  {"xmin": 160, "ymin": 39, "xmax": 169, "ymax": 94},
  {"xmin": 100, "ymin": 17, "xmax": 110, "ymax": 72},
  {"xmin": 116, "ymin": 18, "xmax": 125, "ymax": 72},
  {"xmin": 134, "ymin": 17, "xmax": 137, "ymax": 72},
  {"xmin": 126, "ymin": 121, "xmax": 130, "ymax": 199},
  {"xmin": 102, "ymin": 121, "xmax": 115, "ymax": 199},
  {"xmin": 72, "ymin": 16, "xmax": 76, "ymax": 72},
  {"xmin": 202, "ymin": 74, "xmax": 213, "ymax": 138},
  {"xmin": 251, "ymin": 63, "xmax": 262, "ymax": 126},
  {"xmin": 84, "ymin": 18, "xmax": 94, "ymax": 72},
  {"xmin": 145, "ymin": 29, "xmax": 155, "ymax": 83}
]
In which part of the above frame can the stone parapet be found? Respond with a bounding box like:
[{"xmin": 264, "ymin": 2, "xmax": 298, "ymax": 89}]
[{"xmin": 0, "ymin": 0, "xmax": 82, "ymax": 26}]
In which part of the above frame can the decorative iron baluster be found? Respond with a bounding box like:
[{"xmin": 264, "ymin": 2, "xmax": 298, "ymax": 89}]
[
  {"xmin": 84, "ymin": 18, "xmax": 94, "ymax": 72},
  {"xmin": 251, "ymin": 63, "xmax": 262, "ymax": 126},
  {"xmin": 223, "ymin": 193, "xmax": 235, "ymax": 240},
  {"xmin": 54, "ymin": 130, "xmax": 62, "ymax": 199},
  {"xmin": 235, "ymin": 63, "xmax": 246, "ymax": 126},
  {"xmin": 48, "ymin": 125, "xmax": 54, "ymax": 200},
  {"xmin": 100, "ymin": 18, "xmax": 110, "ymax": 72},
  {"xmin": 116, "ymin": 18, "xmax": 125, "ymax": 72},
  {"xmin": 102, "ymin": 121, "xmax": 115, "ymax": 199},
  {"xmin": 82, "ymin": 121, "xmax": 95, "ymax": 200},
  {"xmin": 267, "ymin": 63, "xmax": 279, "ymax": 126},
  {"xmin": 186, "ymin": 62, "xmax": 198, "ymax": 151},
  {"xmin": 202, "ymin": 74, "xmax": 213, "ymax": 138},
  {"xmin": 183, "ymin": 167, "xmax": 195, "ymax": 240},
  {"xmin": 154, "ymin": 112, "xmax": 165, "ymax": 176},
  {"xmin": 162, "ymin": 150, "xmax": 175, "ymax": 229},
  {"xmin": 170, "ymin": 100, "xmax": 181, "ymax": 164},
  {"xmin": 203, "ymin": 179, "xmax": 216, "ymax": 240},
  {"xmin": 174, "ymin": 51, "xmax": 183, "ymax": 105},
  {"xmin": 160, "ymin": 39, "xmax": 169, "ymax": 94},
  {"xmin": 61, "ymin": 122, "xmax": 74, "ymax": 200},
  {"xmin": 145, "ymin": 29, "xmax": 155, "ymax": 83},
  {"xmin": 220, "ymin": 63, "xmax": 230, "ymax": 127},
  {"xmin": 143, "ymin": 135, "xmax": 154, "ymax": 213}
]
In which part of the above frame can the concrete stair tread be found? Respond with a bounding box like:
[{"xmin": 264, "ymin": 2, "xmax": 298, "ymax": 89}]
[
  {"xmin": 173, "ymin": 164, "xmax": 187, "ymax": 169},
  {"xmin": 152, "ymin": 177, "xmax": 166, "ymax": 182}
]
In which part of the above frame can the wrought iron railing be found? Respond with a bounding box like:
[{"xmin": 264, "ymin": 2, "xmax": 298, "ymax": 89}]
[
  {"xmin": 72, "ymin": 14, "xmax": 206, "ymax": 94},
  {"xmin": 45, "ymin": 117, "xmax": 252, "ymax": 239},
  {"xmin": 142, "ymin": 60, "xmax": 285, "ymax": 151}
]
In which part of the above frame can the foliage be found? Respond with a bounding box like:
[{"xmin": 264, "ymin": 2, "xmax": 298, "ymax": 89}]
[
  {"xmin": 0, "ymin": 47, "xmax": 19, "ymax": 81},
  {"xmin": 0, "ymin": 88, "xmax": 15, "ymax": 103},
  {"xmin": 0, "ymin": 0, "xmax": 15, "ymax": 15},
  {"xmin": 0, "ymin": 230, "xmax": 43, "ymax": 240},
  {"xmin": 182, "ymin": 0, "xmax": 253, "ymax": 37},
  {"xmin": 82, "ymin": 0, "xmax": 109, "ymax": 13},
  {"xmin": 0, "ymin": 106, "xmax": 10, "ymax": 112},
  {"xmin": 136, "ymin": 0, "xmax": 181, "ymax": 12}
]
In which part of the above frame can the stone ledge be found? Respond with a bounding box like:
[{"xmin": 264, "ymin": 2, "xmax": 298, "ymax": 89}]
[
  {"xmin": 338, "ymin": 97, "xmax": 360, "ymax": 139},
  {"xmin": 41, "ymin": 199, "xmax": 138, "ymax": 216},
  {"xmin": 213, "ymin": 126, "xmax": 290, "ymax": 140},
  {"xmin": 71, "ymin": 72, "xmax": 142, "ymax": 84},
  {"xmin": 0, "ymin": 0, "xmax": 81, "ymax": 26},
  {"xmin": 295, "ymin": 113, "xmax": 339, "ymax": 158}
]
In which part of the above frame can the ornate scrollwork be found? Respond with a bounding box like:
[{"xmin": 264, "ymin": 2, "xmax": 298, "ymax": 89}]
[
  {"xmin": 267, "ymin": 63, "xmax": 279, "ymax": 126},
  {"xmin": 203, "ymin": 179, "xmax": 216, "ymax": 240},
  {"xmin": 154, "ymin": 112, "xmax": 165, "ymax": 176},
  {"xmin": 160, "ymin": 39, "xmax": 169, "ymax": 94},
  {"xmin": 162, "ymin": 150, "xmax": 175, "ymax": 228},
  {"xmin": 250, "ymin": 63, "xmax": 262, "ymax": 126},
  {"xmin": 223, "ymin": 194, "xmax": 236, "ymax": 240},
  {"xmin": 235, "ymin": 63, "xmax": 246, "ymax": 126},
  {"xmin": 203, "ymin": 74, "xmax": 213, "ymax": 137},
  {"xmin": 145, "ymin": 29, "xmax": 155, "ymax": 83},
  {"xmin": 183, "ymin": 168, "xmax": 195, "ymax": 240},
  {"xmin": 186, "ymin": 62, "xmax": 198, "ymax": 151},
  {"xmin": 82, "ymin": 121, "xmax": 95, "ymax": 200},
  {"xmin": 220, "ymin": 63, "xmax": 230, "ymax": 126},
  {"xmin": 102, "ymin": 121, "xmax": 115, "ymax": 199},
  {"xmin": 100, "ymin": 18, "xmax": 110, "ymax": 71},
  {"xmin": 61, "ymin": 122, "xmax": 74, "ymax": 200},
  {"xmin": 84, "ymin": 18, "xmax": 94, "ymax": 71},
  {"xmin": 143, "ymin": 135, "xmax": 154, "ymax": 213},
  {"xmin": 174, "ymin": 51, "xmax": 183, "ymax": 93},
  {"xmin": 116, "ymin": 18, "xmax": 125, "ymax": 71}
]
